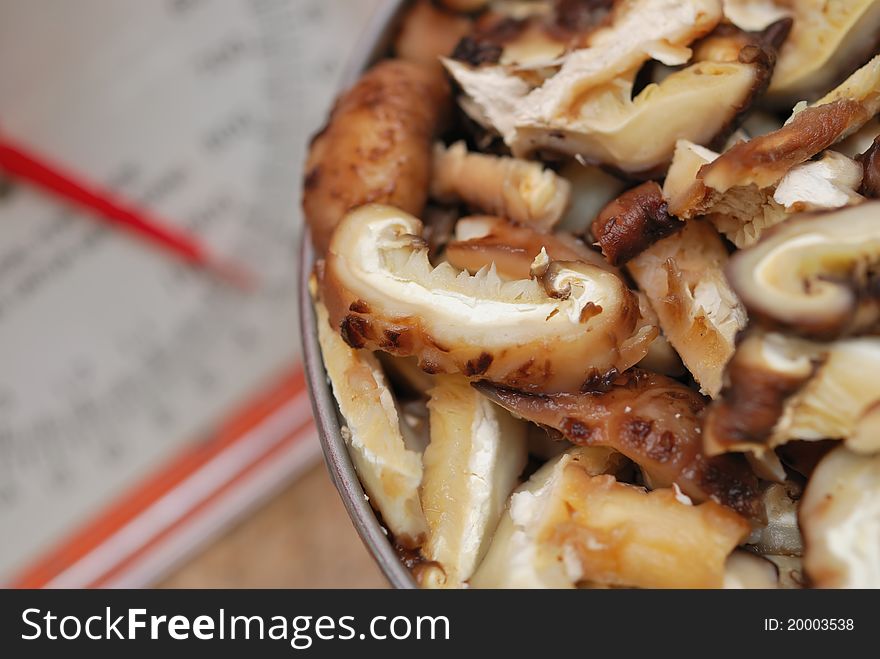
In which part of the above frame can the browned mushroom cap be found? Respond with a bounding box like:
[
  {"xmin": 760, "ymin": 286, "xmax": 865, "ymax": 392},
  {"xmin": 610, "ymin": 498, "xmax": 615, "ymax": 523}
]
[
  {"xmin": 394, "ymin": 0, "xmax": 473, "ymax": 68},
  {"xmin": 322, "ymin": 205, "xmax": 657, "ymax": 393},
  {"xmin": 445, "ymin": 215, "xmax": 614, "ymax": 280},
  {"xmin": 302, "ymin": 60, "xmax": 450, "ymax": 254},
  {"xmin": 726, "ymin": 202, "xmax": 880, "ymax": 339},
  {"xmin": 591, "ymin": 181, "xmax": 683, "ymax": 266},
  {"xmin": 474, "ymin": 370, "xmax": 764, "ymax": 521},
  {"xmin": 703, "ymin": 332, "xmax": 819, "ymax": 456},
  {"xmin": 859, "ymin": 135, "xmax": 880, "ymax": 198}
]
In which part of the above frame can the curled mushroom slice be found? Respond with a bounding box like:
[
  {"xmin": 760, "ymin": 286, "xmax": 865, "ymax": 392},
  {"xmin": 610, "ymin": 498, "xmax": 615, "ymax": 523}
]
[
  {"xmin": 431, "ymin": 141, "xmax": 571, "ymax": 230},
  {"xmin": 323, "ymin": 205, "xmax": 656, "ymax": 392},
  {"xmin": 512, "ymin": 45, "xmax": 775, "ymax": 176},
  {"xmin": 591, "ymin": 181, "xmax": 683, "ymax": 266},
  {"xmin": 469, "ymin": 447, "xmax": 630, "ymax": 588},
  {"xmin": 667, "ymin": 140, "xmax": 865, "ymax": 248},
  {"xmin": 303, "ymin": 60, "xmax": 450, "ymax": 254},
  {"xmin": 722, "ymin": 0, "xmax": 790, "ymax": 33},
  {"xmin": 394, "ymin": 0, "xmax": 474, "ymax": 68},
  {"xmin": 801, "ymin": 446, "xmax": 880, "ymax": 588},
  {"xmin": 314, "ymin": 298, "xmax": 427, "ymax": 546},
  {"xmin": 446, "ymin": 215, "xmax": 613, "ymax": 280},
  {"xmin": 726, "ymin": 203, "xmax": 880, "ymax": 339},
  {"xmin": 474, "ymin": 370, "xmax": 764, "ymax": 520},
  {"xmin": 765, "ymin": 0, "xmax": 880, "ymax": 106},
  {"xmin": 470, "ymin": 446, "xmax": 748, "ymax": 589},
  {"xmin": 418, "ymin": 375, "xmax": 528, "ymax": 588},
  {"xmin": 628, "ymin": 220, "xmax": 747, "ymax": 398}
]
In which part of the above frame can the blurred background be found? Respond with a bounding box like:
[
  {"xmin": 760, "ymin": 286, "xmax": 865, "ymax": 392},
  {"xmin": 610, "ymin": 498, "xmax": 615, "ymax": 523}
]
[{"xmin": 0, "ymin": 0, "xmax": 387, "ymax": 588}]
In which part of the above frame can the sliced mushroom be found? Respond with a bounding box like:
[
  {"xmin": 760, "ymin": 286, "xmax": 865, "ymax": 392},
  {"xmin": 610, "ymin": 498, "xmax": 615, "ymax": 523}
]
[
  {"xmin": 697, "ymin": 55, "xmax": 880, "ymax": 196},
  {"xmin": 445, "ymin": 215, "xmax": 613, "ymax": 280},
  {"xmin": 377, "ymin": 353, "xmax": 436, "ymax": 399},
  {"xmin": 859, "ymin": 135, "xmax": 880, "ymax": 198},
  {"xmin": 469, "ymin": 446, "xmax": 630, "ymax": 588},
  {"xmin": 703, "ymin": 331, "xmax": 820, "ymax": 455},
  {"xmin": 772, "ymin": 338, "xmax": 880, "ymax": 455},
  {"xmin": 726, "ymin": 203, "xmax": 880, "ymax": 339},
  {"xmin": 765, "ymin": 554, "xmax": 806, "ymax": 589},
  {"xmin": 667, "ymin": 140, "xmax": 865, "ymax": 248},
  {"xmin": 724, "ymin": 551, "xmax": 780, "ymax": 589},
  {"xmin": 628, "ymin": 220, "xmax": 747, "ymax": 398},
  {"xmin": 323, "ymin": 205, "xmax": 657, "ymax": 392},
  {"xmin": 470, "ymin": 447, "xmax": 749, "ymax": 588},
  {"xmin": 765, "ymin": 0, "xmax": 880, "ymax": 106},
  {"xmin": 314, "ymin": 298, "xmax": 427, "ymax": 546},
  {"xmin": 591, "ymin": 181, "xmax": 683, "ymax": 266},
  {"xmin": 431, "ymin": 141, "xmax": 572, "ymax": 230},
  {"xmin": 395, "ymin": 0, "xmax": 474, "ymax": 68},
  {"xmin": 474, "ymin": 370, "xmax": 764, "ymax": 520},
  {"xmin": 669, "ymin": 56, "xmax": 880, "ymax": 245},
  {"xmin": 512, "ymin": 46, "xmax": 774, "ymax": 175},
  {"xmin": 303, "ymin": 60, "xmax": 450, "ymax": 254},
  {"xmin": 747, "ymin": 483, "xmax": 803, "ymax": 557},
  {"xmin": 772, "ymin": 151, "xmax": 864, "ymax": 212},
  {"xmin": 445, "ymin": 1, "xmax": 780, "ymax": 175},
  {"xmin": 801, "ymin": 446, "xmax": 880, "ymax": 588},
  {"xmin": 418, "ymin": 375, "xmax": 528, "ymax": 588}
]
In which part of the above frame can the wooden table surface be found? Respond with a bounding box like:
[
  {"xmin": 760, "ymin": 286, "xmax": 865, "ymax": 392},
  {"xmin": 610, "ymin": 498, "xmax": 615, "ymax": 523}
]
[{"xmin": 160, "ymin": 463, "xmax": 387, "ymax": 589}]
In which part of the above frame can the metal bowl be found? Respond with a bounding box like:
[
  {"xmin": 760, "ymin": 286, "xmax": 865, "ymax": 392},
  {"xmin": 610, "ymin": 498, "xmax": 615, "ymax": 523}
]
[{"xmin": 298, "ymin": 0, "xmax": 416, "ymax": 589}]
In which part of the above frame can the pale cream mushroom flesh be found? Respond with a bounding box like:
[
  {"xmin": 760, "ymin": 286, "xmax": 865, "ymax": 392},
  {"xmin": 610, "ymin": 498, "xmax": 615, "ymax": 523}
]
[
  {"xmin": 322, "ymin": 205, "xmax": 657, "ymax": 392},
  {"xmin": 801, "ymin": 447, "xmax": 880, "ymax": 588},
  {"xmin": 419, "ymin": 375, "xmax": 528, "ymax": 588},
  {"xmin": 314, "ymin": 298, "xmax": 427, "ymax": 546}
]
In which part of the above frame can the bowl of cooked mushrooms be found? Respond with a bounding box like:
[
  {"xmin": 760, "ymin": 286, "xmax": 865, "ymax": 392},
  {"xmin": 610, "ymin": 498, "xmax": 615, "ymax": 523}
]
[{"xmin": 300, "ymin": 0, "xmax": 880, "ymax": 589}]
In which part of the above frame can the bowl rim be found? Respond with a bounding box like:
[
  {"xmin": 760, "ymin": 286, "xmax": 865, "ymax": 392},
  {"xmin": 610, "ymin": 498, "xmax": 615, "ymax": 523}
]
[{"xmin": 298, "ymin": 0, "xmax": 417, "ymax": 590}]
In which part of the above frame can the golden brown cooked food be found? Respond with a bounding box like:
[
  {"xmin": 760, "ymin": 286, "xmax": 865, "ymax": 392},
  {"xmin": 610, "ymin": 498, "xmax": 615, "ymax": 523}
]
[
  {"xmin": 800, "ymin": 446, "xmax": 880, "ymax": 588},
  {"xmin": 471, "ymin": 447, "xmax": 749, "ymax": 588},
  {"xmin": 430, "ymin": 141, "xmax": 572, "ymax": 230},
  {"xmin": 591, "ymin": 181, "xmax": 682, "ymax": 266},
  {"xmin": 445, "ymin": 215, "xmax": 613, "ymax": 279},
  {"xmin": 322, "ymin": 205, "xmax": 657, "ymax": 392},
  {"xmin": 314, "ymin": 296, "xmax": 427, "ymax": 546},
  {"xmin": 474, "ymin": 370, "xmax": 764, "ymax": 520},
  {"xmin": 302, "ymin": 59, "xmax": 450, "ymax": 254},
  {"xmin": 726, "ymin": 203, "xmax": 880, "ymax": 339},
  {"xmin": 670, "ymin": 55, "xmax": 880, "ymax": 241},
  {"xmin": 395, "ymin": 0, "xmax": 474, "ymax": 67},
  {"xmin": 418, "ymin": 375, "xmax": 527, "ymax": 588},
  {"xmin": 627, "ymin": 220, "xmax": 747, "ymax": 398},
  {"xmin": 764, "ymin": 0, "xmax": 880, "ymax": 105}
]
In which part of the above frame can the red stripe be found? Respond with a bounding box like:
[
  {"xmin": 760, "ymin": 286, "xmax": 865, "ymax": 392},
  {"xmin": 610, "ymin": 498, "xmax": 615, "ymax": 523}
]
[
  {"xmin": 88, "ymin": 418, "xmax": 315, "ymax": 588},
  {"xmin": 10, "ymin": 366, "xmax": 310, "ymax": 589}
]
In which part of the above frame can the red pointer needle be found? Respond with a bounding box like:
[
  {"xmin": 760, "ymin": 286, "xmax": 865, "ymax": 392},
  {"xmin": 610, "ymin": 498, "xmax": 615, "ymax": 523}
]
[{"xmin": 0, "ymin": 132, "xmax": 256, "ymax": 290}]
